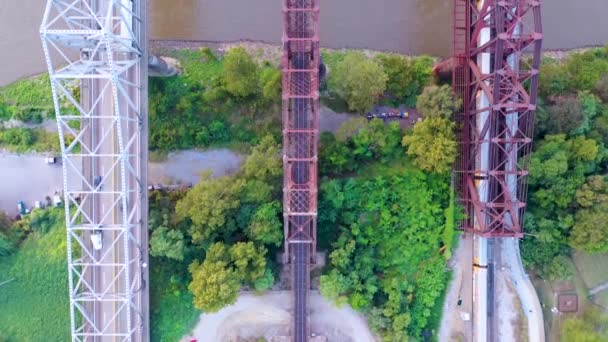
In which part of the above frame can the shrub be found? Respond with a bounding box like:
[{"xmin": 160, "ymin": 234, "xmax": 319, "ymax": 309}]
[{"xmin": 222, "ymin": 47, "xmax": 259, "ymax": 98}]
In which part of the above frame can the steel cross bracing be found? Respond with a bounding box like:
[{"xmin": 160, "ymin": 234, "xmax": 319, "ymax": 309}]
[
  {"xmin": 453, "ymin": 0, "xmax": 543, "ymax": 238},
  {"xmin": 40, "ymin": 0, "xmax": 149, "ymax": 341},
  {"xmin": 281, "ymin": 0, "xmax": 319, "ymax": 340}
]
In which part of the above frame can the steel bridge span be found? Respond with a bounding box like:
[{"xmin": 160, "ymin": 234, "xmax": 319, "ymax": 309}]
[
  {"xmin": 41, "ymin": 0, "xmax": 149, "ymax": 340},
  {"xmin": 282, "ymin": 0, "xmax": 320, "ymax": 340},
  {"xmin": 451, "ymin": 1, "xmax": 543, "ymax": 341}
]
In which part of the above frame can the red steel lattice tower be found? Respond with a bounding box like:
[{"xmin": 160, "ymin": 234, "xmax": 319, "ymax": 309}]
[
  {"xmin": 282, "ymin": 0, "xmax": 319, "ymax": 340},
  {"xmin": 453, "ymin": 0, "xmax": 543, "ymax": 237}
]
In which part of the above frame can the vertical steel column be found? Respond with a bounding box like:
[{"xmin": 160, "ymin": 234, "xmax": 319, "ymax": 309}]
[
  {"xmin": 453, "ymin": 0, "xmax": 542, "ymax": 238},
  {"xmin": 40, "ymin": 1, "xmax": 148, "ymax": 340},
  {"xmin": 281, "ymin": 0, "xmax": 319, "ymax": 340}
]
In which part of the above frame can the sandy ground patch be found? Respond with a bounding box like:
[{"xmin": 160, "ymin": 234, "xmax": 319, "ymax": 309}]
[{"xmin": 186, "ymin": 291, "xmax": 375, "ymax": 342}]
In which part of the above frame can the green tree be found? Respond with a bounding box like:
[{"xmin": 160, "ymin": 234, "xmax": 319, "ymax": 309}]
[
  {"xmin": 247, "ymin": 201, "xmax": 283, "ymax": 247},
  {"xmin": 222, "ymin": 47, "xmax": 259, "ymax": 98},
  {"xmin": 416, "ymin": 85, "xmax": 461, "ymax": 119},
  {"xmin": 595, "ymin": 73, "xmax": 608, "ymax": 102},
  {"xmin": 175, "ymin": 172, "xmax": 245, "ymax": 245},
  {"xmin": 352, "ymin": 119, "xmax": 402, "ymax": 161},
  {"xmin": 561, "ymin": 308, "xmax": 608, "ymax": 342},
  {"xmin": 149, "ymin": 224, "xmax": 186, "ymax": 261},
  {"xmin": 545, "ymin": 96, "xmax": 585, "ymax": 136},
  {"xmin": 328, "ymin": 52, "xmax": 388, "ymax": 113},
  {"xmin": 319, "ymin": 270, "xmax": 350, "ymax": 307},
  {"xmin": 575, "ymin": 176, "xmax": 608, "ymax": 208},
  {"xmin": 188, "ymin": 243, "xmax": 241, "ymax": 312},
  {"xmin": 242, "ymin": 135, "xmax": 282, "ymax": 182},
  {"xmin": 229, "ymin": 241, "xmax": 267, "ymax": 285},
  {"xmin": 539, "ymin": 59, "xmax": 570, "ymax": 97},
  {"xmin": 260, "ymin": 66, "xmax": 282, "ymax": 103},
  {"xmin": 570, "ymin": 204, "xmax": 608, "ymax": 253},
  {"xmin": 566, "ymin": 50, "xmax": 608, "ymax": 92},
  {"xmin": 254, "ymin": 268, "xmax": 275, "ymax": 293},
  {"xmin": 402, "ymin": 117, "xmax": 457, "ymax": 173},
  {"xmin": 319, "ymin": 132, "xmax": 354, "ymax": 175},
  {"xmin": 377, "ymin": 54, "xmax": 434, "ymax": 106}
]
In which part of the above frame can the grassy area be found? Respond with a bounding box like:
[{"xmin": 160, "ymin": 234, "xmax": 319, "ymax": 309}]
[
  {"xmin": 0, "ymin": 74, "xmax": 54, "ymax": 108},
  {"xmin": 0, "ymin": 73, "xmax": 59, "ymax": 123},
  {"xmin": 573, "ymin": 251, "xmax": 608, "ymax": 289},
  {"xmin": 0, "ymin": 209, "xmax": 70, "ymax": 341},
  {"xmin": 0, "ymin": 127, "xmax": 60, "ymax": 153},
  {"xmin": 150, "ymin": 259, "xmax": 201, "ymax": 342}
]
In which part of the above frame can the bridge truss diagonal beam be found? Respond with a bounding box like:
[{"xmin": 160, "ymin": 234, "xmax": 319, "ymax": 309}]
[
  {"xmin": 40, "ymin": 0, "xmax": 149, "ymax": 340},
  {"xmin": 453, "ymin": 0, "xmax": 543, "ymax": 238},
  {"xmin": 281, "ymin": 0, "xmax": 319, "ymax": 340}
]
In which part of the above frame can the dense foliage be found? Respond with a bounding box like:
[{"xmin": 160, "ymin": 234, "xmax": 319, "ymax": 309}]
[
  {"xmin": 376, "ymin": 54, "xmax": 434, "ymax": 107},
  {"xmin": 416, "ymin": 85, "xmax": 462, "ymax": 120},
  {"xmin": 0, "ymin": 73, "xmax": 57, "ymax": 123},
  {"xmin": 148, "ymin": 136, "xmax": 283, "ymax": 316},
  {"xmin": 327, "ymin": 52, "xmax": 388, "ymax": 113},
  {"xmin": 561, "ymin": 308, "xmax": 608, "ymax": 342},
  {"xmin": 0, "ymin": 127, "xmax": 59, "ymax": 152},
  {"xmin": 522, "ymin": 47, "xmax": 608, "ymax": 280},
  {"xmin": 318, "ymin": 170, "xmax": 453, "ymax": 340},
  {"xmin": 322, "ymin": 51, "xmax": 434, "ymax": 113},
  {"xmin": 402, "ymin": 117, "xmax": 457, "ymax": 174},
  {"xmin": 149, "ymin": 48, "xmax": 281, "ymax": 151}
]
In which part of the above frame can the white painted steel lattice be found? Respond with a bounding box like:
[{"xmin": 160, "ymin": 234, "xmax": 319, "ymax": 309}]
[{"xmin": 40, "ymin": 1, "xmax": 149, "ymax": 341}]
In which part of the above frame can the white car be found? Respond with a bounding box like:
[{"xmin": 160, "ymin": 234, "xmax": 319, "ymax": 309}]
[
  {"xmin": 45, "ymin": 157, "xmax": 56, "ymax": 164},
  {"xmin": 91, "ymin": 230, "xmax": 103, "ymax": 250}
]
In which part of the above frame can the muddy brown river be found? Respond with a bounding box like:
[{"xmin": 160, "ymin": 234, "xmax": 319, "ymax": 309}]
[{"xmin": 1, "ymin": 0, "xmax": 607, "ymax": 86}]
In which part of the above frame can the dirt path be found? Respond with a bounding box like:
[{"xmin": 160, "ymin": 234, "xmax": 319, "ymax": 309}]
[
  {"xmin": 186, "ymin": 291, "xmax": 375, "ymax": 342},
  {"xmin": 148, "ymin": 149, "xmax": 242, "ymax": 185}
]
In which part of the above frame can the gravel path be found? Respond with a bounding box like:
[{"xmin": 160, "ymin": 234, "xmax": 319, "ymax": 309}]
[
  {"xmin": 148, "ymin": 149, "xmax": 242, "ymax": 185},
  {"xmin": 0, "ymin": 149, "xmax": 243, "ymax": 216},
  {"xmin": 186, "ymin": 291, "xmax": 375, "ymax": 342}
]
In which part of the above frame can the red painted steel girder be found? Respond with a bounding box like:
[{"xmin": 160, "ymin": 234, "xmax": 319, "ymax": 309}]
[
  {"xmin": 453, "ymin": 0, "xmax": 543, "ymax": 238},
  {"xmin": 282, "ymin": 0, "xmax": 319, "ymax": 262}
]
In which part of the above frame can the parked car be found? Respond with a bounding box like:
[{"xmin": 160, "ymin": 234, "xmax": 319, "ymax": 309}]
[
  {"xmin": 45, "ymin": 157, "xmax": 56, "ymax": 164},
  {"xmin": 17, "ymin": 201, "xmax": 26, "ymax": 215},
  {"xmin": 94, "ymin": 176, "xmax": 102, "ymax": 189},
  {"xmin": 91, "ymin": 230, "xmax": 103, "ymax": 250}
]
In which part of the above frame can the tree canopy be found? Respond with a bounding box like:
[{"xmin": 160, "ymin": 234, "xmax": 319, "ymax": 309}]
[
  {"xmin": 402, "ymin": 117, "xmax": 457, "ymax": 173},
  {"xmin": 376, "ymin": 54, "xmax": 434, "ymax": 106},
  {"xmin": 175, "ymin": 172, "xmax": 245, "ymax": 245},
  {"xmin": 188, "ymin": 241, "xmax": 268, "ymax": 312},
  {"xmin": 328, "ymin": 52, "xmax": 388, "ymax": 113},
  {"xmin": 222, "ymin": 47, "xmax": 260, "ymax": 98},
  {"xmin": 416, "ymin": 85, "xmax": 461, "ymax": 119},
  {"xmin": 318, "ymin": 170, "xmax": 452, "ymax": 338}
]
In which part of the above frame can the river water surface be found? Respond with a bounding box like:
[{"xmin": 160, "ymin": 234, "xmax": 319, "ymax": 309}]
[{"xmin": 1, "ymin": 0, "xmax": 608, "ymax": 86}]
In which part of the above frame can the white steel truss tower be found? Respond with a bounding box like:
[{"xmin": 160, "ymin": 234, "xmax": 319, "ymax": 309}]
[{"xmin": 40, "ymin": 1, "xmax": 149, "ymax": 341}]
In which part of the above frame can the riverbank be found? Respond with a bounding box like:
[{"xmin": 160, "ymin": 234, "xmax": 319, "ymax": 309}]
[{"xmin": 3, "ymin": 0, "xmax": 608, "ymax": 86}]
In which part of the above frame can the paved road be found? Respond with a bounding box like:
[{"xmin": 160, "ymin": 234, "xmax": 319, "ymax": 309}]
[
  {"xmin": 0, "ymin": 149, "xmax": 241, "ymax": 216},
  {"xmin": 503, "ymin": 238, "xmax": 545, "ymax": 342}
]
